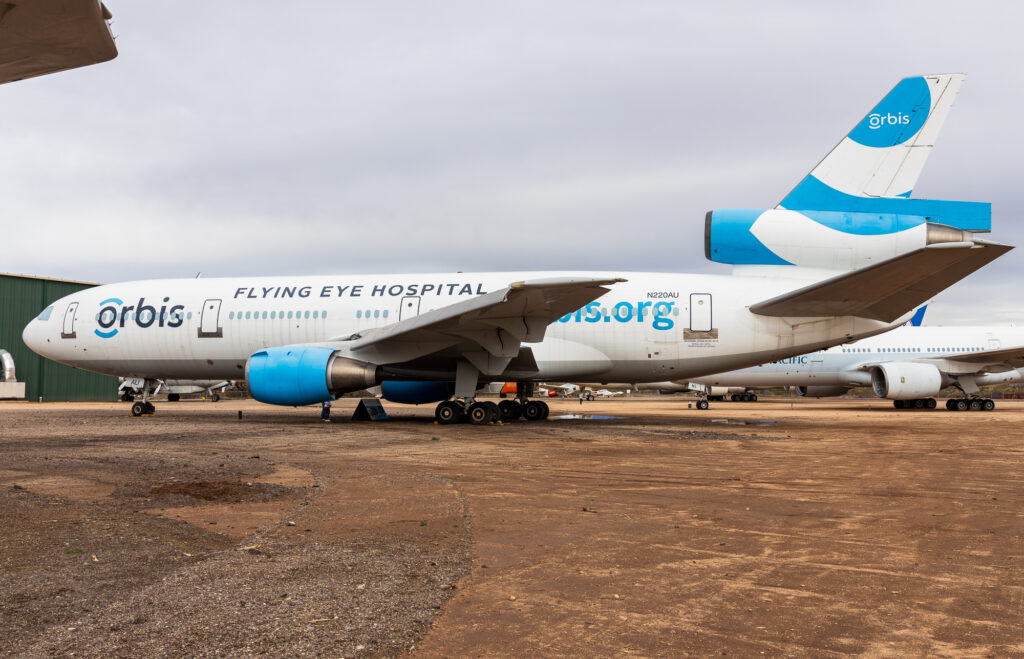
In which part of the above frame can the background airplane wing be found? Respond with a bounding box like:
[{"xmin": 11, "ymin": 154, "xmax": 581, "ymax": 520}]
[
  {"xmin": 329, "ymin": 277, "xmax": 625, "ymax": 374},
  {"xmin": 932, "ymin": 345, "xmax": 1024, "ymax": 370},
  {"xmin": 749, "ymin": 241, "xmax": 1012, "ymax": 322},
  {"xmin": 0, "ymin": 0, "xmax": 117, "ymax": 85}
]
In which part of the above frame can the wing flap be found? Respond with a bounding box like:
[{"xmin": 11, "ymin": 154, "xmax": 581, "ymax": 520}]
[{"xmin": 750, "ymin": 242, "xmax": 1012, "ymax": 322}]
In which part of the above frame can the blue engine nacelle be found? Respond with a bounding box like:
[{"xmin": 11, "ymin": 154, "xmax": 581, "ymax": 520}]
[
  {"xmin": 246, "ymin": 346, "xmax": 380, "ymax": 406},
  {"xmin": 705, "ymin": 201, "xmax": 989, "ymax": 269},
  {"xmin": 380, "ymin": 381, "xmax": 453, "ymax": 405}
]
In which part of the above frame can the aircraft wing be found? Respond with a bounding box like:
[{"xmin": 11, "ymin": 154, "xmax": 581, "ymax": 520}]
[
  {"xmin": 929, "ymin": 345, "xmax": 1024, "ymax": 372},
  {"xmin": 749, "ymin": 241, "xmax": 1012, "ymax": 322},
  {"xmin": 0, "ymin": 0, "xmax": 117, "ymax": 85},
  {"xmin": 330, "ymin": 277, "xmax": 625, "ymax": 374}
]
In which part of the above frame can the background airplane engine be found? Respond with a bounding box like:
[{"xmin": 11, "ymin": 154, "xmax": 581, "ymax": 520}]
[
  {"xmin": 379, "ymin": 381, "xmax": 452, "ymax": 405},
  {"xmin": 870, "ymin": 362, "xmax": 945, "ymax": 400},
  {"xmin": 246, "ymin": 346, "xmax": 380, "ymax": 406},
  {"xmin": 795, "ymin": 386, "xmax": 851, "ymax": 398}
]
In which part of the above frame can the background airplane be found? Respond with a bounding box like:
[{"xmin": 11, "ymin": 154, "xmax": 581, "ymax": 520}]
[{"xmin": 689, "ymin": 323, "xmax": 1024, "ymax": 411}]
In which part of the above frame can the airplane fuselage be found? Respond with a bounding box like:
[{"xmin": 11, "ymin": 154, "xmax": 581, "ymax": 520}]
[{"xmin": 23, "ymin": 270, "xmax": 906, "ymax": 385}]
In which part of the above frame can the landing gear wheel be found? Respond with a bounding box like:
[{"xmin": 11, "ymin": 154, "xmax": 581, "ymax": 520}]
[
  {"xmin": 586, "ymin": 394, "xmax": 594, "ymax": 401},
  {"xmin": 926, "ymin": 398, "xmax": 937, "ymax": 409},
  {"xmin": 893, "ymin": 400, "xmax": 905, "ymax": 409},
  {"xmin": 211, "ymin": 393, "xmax": 221, "ymax": 402},
  {"xmin": 130, "ymin": 402, "xmax": 145, "ymax": 417},
  {"xmin": 969, "ymin": 399, "xmax": 982, "ymax": 411},
  {"xmin": 498, "ymin": 399, "xmax": 522, "ymax": 421},
  {"xmin": 983, "ymin": 399, "xmax": 995, "ymax": 411},
  {"xmin": 954, "ymin": 399, "xmax": 968, "ymax": 412},
  {"xmin": 696, "ymin": 399, "xmax": 709, "ymax": 410},
  {"xmin": 144, "ymin": 402, "xmax": 155, "ymax": 414},
  {"xmin": 167, "ymin": 393, "xmax": 180, "ymax": 402},
  {"xmin": 730, "ymin": 394, "xmax": 738, "ymax": 402},
  {"xmin": 435, "ymin": 400, "xmax": 463, "ymax": 425},
  {"xmin": 467, "ymin": 402, "xmax": 493, "ymax": 425},
  {"xmin": 944, "ymin": 399, "xmax": 954, "ymax": 411},
  {"xmin": 751, "ymin": 394, "xmax": 758, "ymax": 402},
  {"xmin": 538, "ymin": 400, "xmax": 550, "ymax": 419},
  {"xmin": 914, "ymin": 398, "xmax": 926, "ymax": 409},
  {"xmin": 484, "ymin": 401, "xmax": 501, "ymax": 423},
  {"xmin": 523, "ymin": 400, "xmax": 546, "ymax": 421}
]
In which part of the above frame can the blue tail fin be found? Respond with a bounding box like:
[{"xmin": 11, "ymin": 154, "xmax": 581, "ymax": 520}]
[{"xmin": 780, "ymin": 74, "xmax": 965, "ymax": 210}]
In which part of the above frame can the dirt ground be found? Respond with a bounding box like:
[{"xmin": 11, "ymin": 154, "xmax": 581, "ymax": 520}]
[{"xmin": 1, "ymin": 396, "xmax": 1022, "ymax": 657}]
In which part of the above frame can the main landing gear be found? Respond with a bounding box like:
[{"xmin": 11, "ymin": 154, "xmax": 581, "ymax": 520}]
[
  {"xmin": 892, "ymin": 397, "xmax": 996, "ymax": 411},
  {"xmin": 944, "ymin": 398, "xmax": 995, "ymax": 412},
  {"xmin": 434, "ymin": 397, "xmax": 550, "ymax": 425},
  {"xmin": 434, "ymin": 380, "xmax": 551, "ymax": 425}
]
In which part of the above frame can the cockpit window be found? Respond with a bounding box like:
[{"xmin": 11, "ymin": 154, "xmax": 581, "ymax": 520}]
[{"xmin": 36, "ymin": 306, "xmax": 54, "ymax": 321}]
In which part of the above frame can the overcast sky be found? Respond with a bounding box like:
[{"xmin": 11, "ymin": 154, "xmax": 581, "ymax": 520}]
[{"xmin": 2, "ymin": 1, "xmax": 1021, "ymax": 324}]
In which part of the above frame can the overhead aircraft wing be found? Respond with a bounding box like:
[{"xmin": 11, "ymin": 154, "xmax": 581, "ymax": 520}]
[
  {"xmin": 749, "ymin": 241, "xmax": 1012, "ymax": 322},
  {"xmin": 0, "ymin": 0, "xmax": 117, "ymax": 85},
  {"xmin": 330, "ymin": 277, "xmax": 625, "ymax": 375}
]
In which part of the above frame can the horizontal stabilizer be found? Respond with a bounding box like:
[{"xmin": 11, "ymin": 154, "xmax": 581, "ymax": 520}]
[{"xmin": 750, "ymin": 241, "xmax": 1012, "ymax": 322}]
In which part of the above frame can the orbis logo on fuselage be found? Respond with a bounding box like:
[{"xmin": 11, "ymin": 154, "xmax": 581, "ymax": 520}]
[
  {"xmin": 94, "ymin": 297, "xmax": 185, "ymax": 339},
  {"xmin": 867, "ymin": 112, "xmax": 911, "ymax": 130}
]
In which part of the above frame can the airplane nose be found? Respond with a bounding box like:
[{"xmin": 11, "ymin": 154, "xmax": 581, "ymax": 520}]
[{"xmin": 22, "ymin": 308, "xmax": 53, "ymax": 358}]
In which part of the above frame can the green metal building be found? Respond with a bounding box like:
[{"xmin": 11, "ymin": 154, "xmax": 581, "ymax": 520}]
[{"xmin": 0, "ymin": 273, "xmax": 117, "ymax": 401}]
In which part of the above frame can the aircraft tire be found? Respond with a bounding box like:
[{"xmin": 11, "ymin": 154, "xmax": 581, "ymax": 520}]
[
  {"xmin": 983, "ymin": 399, "xmax": 995, "ymax": 411},
  {"xmin": 893, "ymin": 400, "xmax": 904, "ymax": 409},
  {"xmin": 586, "ymin": 394, "xmax": 594, "ymax": 401},
  {"xmin": 130, "ymin": 402, "xmax": 145, "ymax": 417},
  {"xmin": 969, "ymin": 399, "xmax": 983, "ymax": 411},
  {"xmin": 498, "ymin": 399, "xmax": 522, "ymax": 420},
  {"xmin": 954, "ymin": 399, "xmax": 968, "ymax": 412},
  {"xmin": 696, "ymin": 399, "xmax": 709, "ymax": 410},
  {"xmin": 750, "ymin": 394, "xmax": 758, "ymax": 402},
  {"xmin": 484, "ymin": 401, "xmax": 501, "ymax": 423},
  {"xmin": 914, "ymin": 399, "xmax": 925, "ymax": 409},
  {"xmin": 467, "ymin": 402, "xmax": 492, "ymax": 425},
  {"xmin": 539, "ymin": 400, "xmax": 550, "ymax": 419},
  {"xmin": 926, "ymin": 398, "xmax": 937, "ymax": 409},
  {"xmin": 212, "ymin": 393, "xmax": 221, "ymax": 402},
  {"xmin": 435, "ymin": 401, "xmax": 462, "ymax": 425},
  {"xmin": 144, "ymin": 401, "xmax": 156, "ymax": 414},
  {"xmin": 523, "ymin": 400, "xmax": 546, "ymax": 421},
  {"xmin": 167, "ymin": 393, "xmax": 180, "ymax": 402}
]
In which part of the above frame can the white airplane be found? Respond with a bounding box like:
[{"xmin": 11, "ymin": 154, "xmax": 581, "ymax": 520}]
[
  {"xmin": 22, "ymin": 74, "xmax": 1011, "ymax": 424},
  {"xmin": 592, "ymin": 389, "xmax": 625, "ymax": 398},
  {"xmin": 689, "ymin": 323, "xmax": 1024, "ymax": 411}
]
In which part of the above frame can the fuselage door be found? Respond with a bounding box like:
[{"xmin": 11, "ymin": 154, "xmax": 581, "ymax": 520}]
[
  {"xmin": 399, "ymin": 295, "xmax": 421, "ymax": 321},
  {"xmin": 60, "ymin": 301, "xmax": 78, "ymax": 339},
  {"xmin": 198, "ymin": 299, "xmax": 223, "ymax": 338},
  {"xmin": 689, "ymin": 293, "xmax": 712, "ymax": 332}
]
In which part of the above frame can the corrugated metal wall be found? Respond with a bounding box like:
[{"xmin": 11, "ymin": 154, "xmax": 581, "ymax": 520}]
[{"xmin": 0, "ymin": 273, "xmax": 118, "ymax": 401}]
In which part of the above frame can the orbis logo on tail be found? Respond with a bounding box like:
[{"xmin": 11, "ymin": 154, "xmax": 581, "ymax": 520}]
[
  {"xmin": 94, "ymin": 297, "xmax": 185, "ymax": 339},
  {"xmin": 867, "ymin": 112, "xmax": 911, "ymax": 129}
]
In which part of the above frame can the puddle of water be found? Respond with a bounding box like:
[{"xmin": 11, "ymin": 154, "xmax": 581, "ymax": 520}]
[
  {"xmin": 549, "ymin": 414, "xmax": 625, "ymax": 421},
  {"xmin": 710, "ymin": 418, "xmax": 777, "ymax": 426}
]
